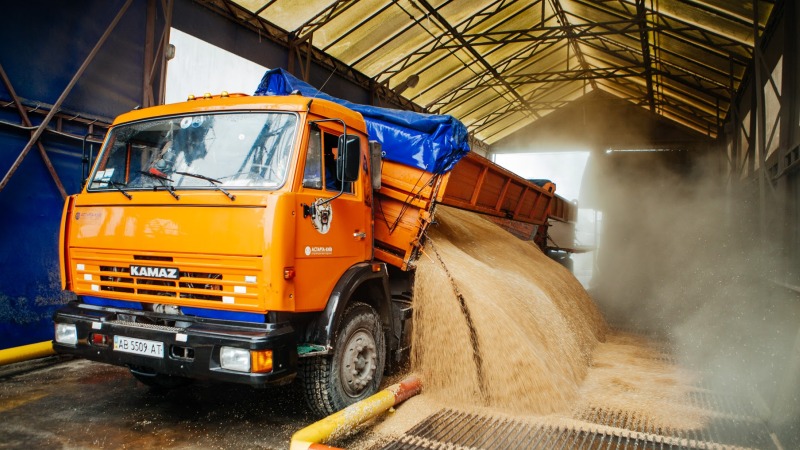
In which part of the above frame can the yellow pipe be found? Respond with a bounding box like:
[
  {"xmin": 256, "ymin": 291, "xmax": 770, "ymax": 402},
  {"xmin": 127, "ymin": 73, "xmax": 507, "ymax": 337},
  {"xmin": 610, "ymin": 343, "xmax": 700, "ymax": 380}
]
[
  {"xmin": 0, "ymin": 341, "xmax": 56, "ymax": 366},
  {"xmin": 290, "ymin": 375, "xmax": 422, "ymax": 450}
]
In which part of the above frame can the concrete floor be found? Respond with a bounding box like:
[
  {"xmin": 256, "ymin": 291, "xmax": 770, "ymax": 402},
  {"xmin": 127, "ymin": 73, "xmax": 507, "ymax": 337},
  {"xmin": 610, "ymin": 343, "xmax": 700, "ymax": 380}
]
[{"xmin": 0, "ymin": 358, "xmax": 316, "ymax": 449}]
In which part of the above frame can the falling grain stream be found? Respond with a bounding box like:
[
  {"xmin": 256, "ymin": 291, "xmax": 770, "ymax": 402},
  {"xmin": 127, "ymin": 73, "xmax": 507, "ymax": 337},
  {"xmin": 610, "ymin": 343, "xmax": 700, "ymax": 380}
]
[{"xmin": 354, "ymin": 206, "xmax": 775, "ymax": 450}]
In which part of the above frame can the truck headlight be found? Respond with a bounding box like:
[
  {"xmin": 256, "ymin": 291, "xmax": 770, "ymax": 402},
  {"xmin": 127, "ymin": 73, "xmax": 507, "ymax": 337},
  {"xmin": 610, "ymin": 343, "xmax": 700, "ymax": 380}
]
[
  {"xmin": 220, "ymin": 347, "xmax": 250, "ymax": 372},
  {"xmin": 55, "ymin": 323, "xmax": 78, "ymax": 345}
]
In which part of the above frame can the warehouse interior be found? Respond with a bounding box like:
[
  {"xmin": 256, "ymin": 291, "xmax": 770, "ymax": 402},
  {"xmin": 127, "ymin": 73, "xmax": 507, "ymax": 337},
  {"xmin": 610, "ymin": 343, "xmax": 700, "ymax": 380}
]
[{"xmin": 0, "ymin": 0, "xmax": 798, "ymax": 448}]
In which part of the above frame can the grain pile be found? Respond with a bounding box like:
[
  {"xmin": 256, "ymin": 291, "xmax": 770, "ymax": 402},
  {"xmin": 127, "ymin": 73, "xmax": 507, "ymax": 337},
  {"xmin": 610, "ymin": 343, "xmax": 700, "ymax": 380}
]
[
  {"xmin": 347, "ymin": 207, "xmax": 713, "ymax": 448},
  {"xmin": 411, "ymin": 206, "xmax": 607, "ymax": 414}
]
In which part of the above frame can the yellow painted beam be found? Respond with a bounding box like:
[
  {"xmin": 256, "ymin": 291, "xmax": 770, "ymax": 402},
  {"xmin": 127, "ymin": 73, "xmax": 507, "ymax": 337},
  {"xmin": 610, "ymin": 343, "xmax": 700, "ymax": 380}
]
[{"xmin": 0, "ymin": 341, "xmax": 56, "ymax": 366}]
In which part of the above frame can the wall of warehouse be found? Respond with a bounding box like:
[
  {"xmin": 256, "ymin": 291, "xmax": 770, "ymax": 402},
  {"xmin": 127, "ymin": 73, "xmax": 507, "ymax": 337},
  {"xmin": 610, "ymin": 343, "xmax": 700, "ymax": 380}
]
[
  {"xmin": 715, "ymin": 4, "xmax": 800, "ymax": 445},
  {"xmin": 0, "ymin": 0, "xmax": 166, "ymax": 348}
]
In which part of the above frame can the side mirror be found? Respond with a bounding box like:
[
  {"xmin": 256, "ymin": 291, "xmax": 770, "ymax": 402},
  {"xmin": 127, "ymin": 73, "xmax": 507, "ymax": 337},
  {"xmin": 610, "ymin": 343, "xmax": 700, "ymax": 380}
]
[
  {"xmin": 337, "ymin": 134, "xmax": 360, "ymax": 183},
  {"xmin": 82, "ymin": 133, "xmax": 105, "ymax": 186}
]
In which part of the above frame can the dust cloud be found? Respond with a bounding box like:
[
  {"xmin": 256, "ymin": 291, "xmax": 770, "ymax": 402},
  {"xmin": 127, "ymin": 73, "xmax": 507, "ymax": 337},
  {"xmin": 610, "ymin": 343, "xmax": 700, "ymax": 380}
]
[{"xmin": 584, "ymin": 149, "xmax": 800, "ymax": 441}]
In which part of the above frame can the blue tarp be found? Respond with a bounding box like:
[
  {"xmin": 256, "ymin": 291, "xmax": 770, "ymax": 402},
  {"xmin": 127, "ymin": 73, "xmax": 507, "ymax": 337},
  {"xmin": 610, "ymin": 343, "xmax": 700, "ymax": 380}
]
[{"xmin": 255, "ymin": 68, "xmax": 470, "ymax": 174}]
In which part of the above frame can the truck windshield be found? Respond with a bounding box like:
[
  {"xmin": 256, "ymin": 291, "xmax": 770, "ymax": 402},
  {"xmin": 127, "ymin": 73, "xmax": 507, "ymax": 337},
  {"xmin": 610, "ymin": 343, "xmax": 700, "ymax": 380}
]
[{"xmin": 88, "ymin": 112, "xmax": 298, "ymax": 192}]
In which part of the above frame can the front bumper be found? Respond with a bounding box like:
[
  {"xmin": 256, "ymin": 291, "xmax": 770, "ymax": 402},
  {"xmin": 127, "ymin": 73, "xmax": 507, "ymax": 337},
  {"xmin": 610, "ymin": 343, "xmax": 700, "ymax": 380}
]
[{"xmin": 53, "ymin": 301, "xmax": 297, "ymax": 386}]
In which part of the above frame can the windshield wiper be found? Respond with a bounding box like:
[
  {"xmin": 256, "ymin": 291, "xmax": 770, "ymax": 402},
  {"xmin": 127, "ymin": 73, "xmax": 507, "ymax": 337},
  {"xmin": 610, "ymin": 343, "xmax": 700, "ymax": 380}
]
[
  {"xmin": 105, "ymin": 181, "xmax": 133, "ymax": 200},
  {"xmin": 139, "ymin": 169, "xmax": 173, "ymax": 182},
  {"xmin": 176, "ymin": 171, "xmax": 236, "ymax": 201},
  {"xmin": 139, "ymin": 170, "xmax": 180, "ymax": 200}
]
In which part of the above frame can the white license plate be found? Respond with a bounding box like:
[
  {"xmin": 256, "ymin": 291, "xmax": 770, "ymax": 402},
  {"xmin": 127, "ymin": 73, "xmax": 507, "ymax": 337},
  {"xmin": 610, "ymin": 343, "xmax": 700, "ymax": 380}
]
[{"xmin": 113, "ymin": 335, "xmax": 164, "ymax": 358}]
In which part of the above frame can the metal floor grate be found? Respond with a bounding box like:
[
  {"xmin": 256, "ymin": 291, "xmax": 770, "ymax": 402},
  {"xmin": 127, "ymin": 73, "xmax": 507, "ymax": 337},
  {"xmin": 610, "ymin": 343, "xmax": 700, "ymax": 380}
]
[
  {"xmin": 378, "ymin": 393, "xmax": 775, "ymax": 450},
  {"xmin": 377, "ymin": 329, "xmax": 777, "ymax": 450}
]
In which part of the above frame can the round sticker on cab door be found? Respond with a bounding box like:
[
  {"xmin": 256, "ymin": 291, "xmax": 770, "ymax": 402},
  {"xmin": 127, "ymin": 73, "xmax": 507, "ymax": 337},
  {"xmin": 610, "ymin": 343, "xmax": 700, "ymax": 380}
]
[{"xmin": 312, "ymin": 201, "xmax": 332, "ymax": 234}]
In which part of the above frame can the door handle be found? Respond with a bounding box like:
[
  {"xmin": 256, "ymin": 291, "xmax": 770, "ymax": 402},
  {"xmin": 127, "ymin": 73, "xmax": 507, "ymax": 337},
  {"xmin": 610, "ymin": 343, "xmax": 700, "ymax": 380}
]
[{"xmin": 353, "ymin": 231, "xmax": 367, "ymax": 240}]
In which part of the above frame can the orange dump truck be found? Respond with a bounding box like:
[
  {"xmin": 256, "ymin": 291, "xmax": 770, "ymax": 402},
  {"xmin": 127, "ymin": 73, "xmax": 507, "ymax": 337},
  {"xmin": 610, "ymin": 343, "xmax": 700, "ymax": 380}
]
[{"xmin": 53, "ymin": 71, "xmax": 568, "ymax": 416}]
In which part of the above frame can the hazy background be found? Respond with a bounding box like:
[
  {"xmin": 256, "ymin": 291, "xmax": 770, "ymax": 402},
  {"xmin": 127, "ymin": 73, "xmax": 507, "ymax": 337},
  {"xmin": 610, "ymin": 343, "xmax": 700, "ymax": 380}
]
[{"xmin": 583, "ymin": 149, "xmax": 799, "ymax": 441}]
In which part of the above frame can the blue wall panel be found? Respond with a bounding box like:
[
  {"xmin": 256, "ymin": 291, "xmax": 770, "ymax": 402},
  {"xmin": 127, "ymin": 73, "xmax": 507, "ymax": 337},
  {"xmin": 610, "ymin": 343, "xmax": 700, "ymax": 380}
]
[
  {"xmin": 0, "ymin": 1, "xmax": 145, "ymax": 118},
  {"xmin": 0, "ymin": 131, "xmax": 83, "ymax": 348},
  {"xmin": 0, "ymin": 0, "xmax": 152, "ymax": 349}
]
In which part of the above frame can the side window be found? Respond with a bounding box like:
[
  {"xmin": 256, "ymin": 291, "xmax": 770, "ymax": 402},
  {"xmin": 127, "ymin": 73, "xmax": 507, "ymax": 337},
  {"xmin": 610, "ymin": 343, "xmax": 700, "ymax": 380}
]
[
  {"xmin": 323, "ymin": 131, "xmax": 353, "ymax": 194},
  {"xmin": 302, "ymin": 127, "xmax": 323, "ymax": 189}
]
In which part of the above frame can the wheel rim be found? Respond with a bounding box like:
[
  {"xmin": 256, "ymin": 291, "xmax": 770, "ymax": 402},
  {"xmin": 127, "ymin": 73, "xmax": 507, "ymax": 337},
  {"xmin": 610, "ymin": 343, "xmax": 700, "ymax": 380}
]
[{"xmin": 341, "ymin": 328, "xmax": 378, "ymax": 397}]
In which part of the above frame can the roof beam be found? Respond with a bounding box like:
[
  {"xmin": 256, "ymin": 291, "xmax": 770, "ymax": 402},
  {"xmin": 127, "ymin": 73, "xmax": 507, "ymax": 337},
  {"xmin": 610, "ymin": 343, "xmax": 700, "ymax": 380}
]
[
  {"xmin": 201, "ymin": 0, "xmax": 425, "ymax": 112},
  {"xmin": 414, "ymin": 0, "xmax": 540, "ymax": 119},
  {"xmin": 368, "ymin": 0, "xmax": 514, "ymax": 84},
  {"xmin": 577, "ymin": 38, "xmax": 727, "ymax": 130},
  {"xmin": 473, "ymin": 66, "xmax": 645, "ymax": 87},
  {"xmin": 424, "ymin": 40, "xmax": 567, "ymax": 113},
  {"xmin": 650, "ymin": 13, "xmax": 752, "ymax": 61},
  {"xmin": 440, "ymin": 20, "xmax": 692, "ymax": 48},
  {"xmin": 321, "ymin": 2, "xmax": 395, "ymax": 53},
  {"xmin": 251, "ymin": 0, "xmax": 279, "ymax": 17},
  {"xmin": 584, "ymin": 30, "xmax": 732, "ymax": 96},
  {"xmin": 549, "ymin": 0, "xmax": 597, "ymax": 90},
  {"xmin": 290, "ymin": 0, "xmax": 359, "ymax": 44},
  {"xmin": 571, "ymin": 0, "xmax": 751, "ymax": 64}
]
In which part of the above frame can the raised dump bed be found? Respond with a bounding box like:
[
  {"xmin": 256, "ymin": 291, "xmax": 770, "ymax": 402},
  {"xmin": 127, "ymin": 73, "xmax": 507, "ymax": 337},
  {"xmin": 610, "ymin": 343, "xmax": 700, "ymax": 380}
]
[{"xmin": 374, "ymin": 152, "xmax": 561, "ymax": 270}]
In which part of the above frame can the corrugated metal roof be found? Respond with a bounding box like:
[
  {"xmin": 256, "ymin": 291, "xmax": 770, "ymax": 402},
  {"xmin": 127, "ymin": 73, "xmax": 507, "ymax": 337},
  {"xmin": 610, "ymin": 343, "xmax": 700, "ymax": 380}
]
[{"xmin": 214, "ymin": 0, "xmax": 778, "ymax": 144}]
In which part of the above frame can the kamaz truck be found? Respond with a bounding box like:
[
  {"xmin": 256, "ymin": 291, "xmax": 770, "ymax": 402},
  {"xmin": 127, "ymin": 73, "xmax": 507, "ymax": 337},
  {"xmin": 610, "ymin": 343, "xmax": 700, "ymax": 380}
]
[{"xmin": 53, "ymin": 69, "xmax": 569, "ymax": 416}]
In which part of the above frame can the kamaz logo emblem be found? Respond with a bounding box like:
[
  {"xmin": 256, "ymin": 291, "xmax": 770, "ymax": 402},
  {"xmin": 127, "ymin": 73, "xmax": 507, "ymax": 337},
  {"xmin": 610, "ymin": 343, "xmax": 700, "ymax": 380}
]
[{"xmin": 129, "ymin": 265, "xmax": 180, "ymax": 280}]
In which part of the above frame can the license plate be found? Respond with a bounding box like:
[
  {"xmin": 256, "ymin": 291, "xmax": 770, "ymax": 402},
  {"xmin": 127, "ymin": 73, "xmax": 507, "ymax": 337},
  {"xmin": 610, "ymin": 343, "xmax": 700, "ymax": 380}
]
[{"xmin": 113, "ymin": 335, "xmax": 164, "ymax": 358}]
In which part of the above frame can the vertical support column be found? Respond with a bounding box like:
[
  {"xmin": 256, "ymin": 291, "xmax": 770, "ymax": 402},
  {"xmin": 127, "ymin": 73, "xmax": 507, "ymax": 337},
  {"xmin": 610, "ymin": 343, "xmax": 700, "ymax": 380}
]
[
  {"xmin": 636, "ymin": 0, "xmax": 655, "ymax": 112},
  {"xmin": 288, "ymin": 34, "xmax": 314, "ymax": 82},
  {"xmin": 143, "ymin": 0, "xmax": 173, "ymax": 107},
  {"xmin": 773, "ymin": 0, "xmax": 792, "ymax": 283},
  {"xmin": 157, "ymin": 1, "xmax": 174, "ymax": 105},
  {"xmin": 753, "ymin": 1, "xmax": 768, "ymax": 245},
  {"xmin": 143, "ymin": 0, "xmax": 156, "ymax": 107},
  {"xmin": 729, "ymin": 57, "xmax": 738, "ymax": 181}
]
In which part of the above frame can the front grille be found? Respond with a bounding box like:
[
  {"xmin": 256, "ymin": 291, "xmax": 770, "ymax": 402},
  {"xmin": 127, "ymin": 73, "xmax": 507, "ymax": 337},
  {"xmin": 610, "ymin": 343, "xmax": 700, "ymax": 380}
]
[
  {"xmin": 97, "ymin": 265, "xmax": 223, "ymax": 300},
  {"xmin": 72, "ymin": 249, "xmax": 262, "ymax": 307},
  {"xmin": 99, "ymin": 265, "xmax": 134, "ymax": 293},
  {"xmin": 178, "ymin": 272, "xmax": 223, "ymax": 300}
]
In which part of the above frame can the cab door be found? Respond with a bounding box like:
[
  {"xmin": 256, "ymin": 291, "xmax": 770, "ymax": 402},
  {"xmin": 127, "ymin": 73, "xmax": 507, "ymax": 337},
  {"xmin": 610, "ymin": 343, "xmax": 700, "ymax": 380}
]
[{"xmin": 294, "ymin": 123, "xmax": 370, "ymax": 312}]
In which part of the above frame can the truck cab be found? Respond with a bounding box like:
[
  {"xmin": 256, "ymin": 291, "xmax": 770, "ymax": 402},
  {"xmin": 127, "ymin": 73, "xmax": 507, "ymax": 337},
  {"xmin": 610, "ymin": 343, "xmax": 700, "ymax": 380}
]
[{"xmin": 54, "ymin": 93, "xmax": 406, "ymax": 416}]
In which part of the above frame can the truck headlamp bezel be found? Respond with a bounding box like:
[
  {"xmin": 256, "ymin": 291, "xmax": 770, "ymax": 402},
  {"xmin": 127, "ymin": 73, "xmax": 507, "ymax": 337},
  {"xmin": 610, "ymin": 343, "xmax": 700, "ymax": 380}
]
[
  {"xmin": 220, "ymin": 346, "xmax": 250, "ymax": 372},
  {"xmin": 55, "ymin": 323, "xmax": 78, "ymax": 345}
]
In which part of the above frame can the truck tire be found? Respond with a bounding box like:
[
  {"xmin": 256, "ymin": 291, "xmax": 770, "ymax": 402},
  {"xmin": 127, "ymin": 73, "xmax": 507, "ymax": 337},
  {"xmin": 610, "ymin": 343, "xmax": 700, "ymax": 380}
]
[
  {"xmin": 300, "ymin": 302, "xmax": 386, "ymax": 417},
  {"xmin": 129, "ymin": 366, "xmax": 192, "ymax": 390}
]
